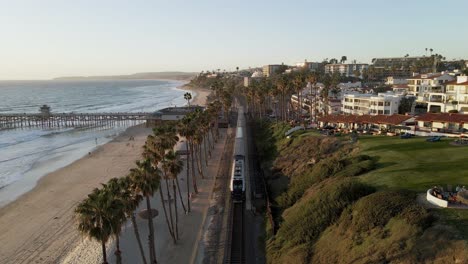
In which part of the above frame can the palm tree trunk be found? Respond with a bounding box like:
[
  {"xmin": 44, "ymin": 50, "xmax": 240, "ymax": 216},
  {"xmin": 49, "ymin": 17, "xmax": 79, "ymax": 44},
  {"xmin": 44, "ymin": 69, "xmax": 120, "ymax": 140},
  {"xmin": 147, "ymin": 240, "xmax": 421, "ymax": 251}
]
[
  {"xmin": 175, "ymin": 177, "xmax": 186, "ymax": 213},
  {"xmin": 115, "ymin": 236, "xmax": 122, "ymax": 264},
  {"xmin": 159, "ymin": 185, "xmax": 175, "ymax": 243},
  {"xmin": 164, "ymin": 177, "xmax": 176, "ymax": 242},
  {"xmin": 172, "ymin": 180, "xmax": 179, "ymax": 240},
  {"xmin": 101, "ymin": 241, "xmax": 108, "ymax": 264},
  {"xmin": 145, "ymin": 196, "xmax": 157, "ymax": 264},
  {"xmin": 131, "ymin": 214, "xmax": 148, "ymax": 264},
  {"xmin": 196, "ymin": 144, "xmax": 205, "ymax": 179},
  {"xmin": 203, "ymin": 134, "xmax": 209, "ymax": 166},
  {"xmin": 190, "ymin": 142, "xmax": 198, "ymax": 193},
  {"xmin": 185, "ymin": 141, "xmax": 191, "ymax": 213}
]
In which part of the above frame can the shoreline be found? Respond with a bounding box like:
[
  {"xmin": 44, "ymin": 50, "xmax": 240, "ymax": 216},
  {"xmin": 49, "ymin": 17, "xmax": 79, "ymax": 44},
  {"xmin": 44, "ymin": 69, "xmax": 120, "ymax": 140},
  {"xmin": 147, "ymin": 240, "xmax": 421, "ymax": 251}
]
[
  {"xmin": 0, "ymin": 83, "xmax": 212, "ymax": 263},
  {"xmin": 0, "ymin": 79, "xmax": 193, "ymax": 209}
]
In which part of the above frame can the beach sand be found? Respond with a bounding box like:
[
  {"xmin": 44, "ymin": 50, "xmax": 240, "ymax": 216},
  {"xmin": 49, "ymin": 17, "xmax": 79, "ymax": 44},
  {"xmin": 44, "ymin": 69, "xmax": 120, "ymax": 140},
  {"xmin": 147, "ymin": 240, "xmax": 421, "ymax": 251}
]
[{"xmin": 0, "ymin": 86, "xmax": 215, "ymax": 264}]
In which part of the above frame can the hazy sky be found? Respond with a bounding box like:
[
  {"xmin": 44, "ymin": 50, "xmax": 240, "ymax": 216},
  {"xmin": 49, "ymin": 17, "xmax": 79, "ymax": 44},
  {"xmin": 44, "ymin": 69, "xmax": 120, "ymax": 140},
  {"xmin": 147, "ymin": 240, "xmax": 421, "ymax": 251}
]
[{"xmin": 1, "ymin": 0, "xmax": 467, "ymax": 80}]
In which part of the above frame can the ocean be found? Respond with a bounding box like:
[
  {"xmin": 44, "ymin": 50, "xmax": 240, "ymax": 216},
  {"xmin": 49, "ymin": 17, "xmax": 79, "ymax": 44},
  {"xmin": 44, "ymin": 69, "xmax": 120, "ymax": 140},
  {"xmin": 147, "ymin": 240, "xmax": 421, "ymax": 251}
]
[{"xmin": 0, "ymin": 79, "xmax": 189, "ymax": 207}]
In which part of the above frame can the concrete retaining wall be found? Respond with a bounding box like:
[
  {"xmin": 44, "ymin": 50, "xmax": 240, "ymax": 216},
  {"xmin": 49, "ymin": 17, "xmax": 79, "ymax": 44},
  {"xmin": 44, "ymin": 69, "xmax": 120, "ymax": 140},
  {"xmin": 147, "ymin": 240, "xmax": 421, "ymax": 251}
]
[{"xmin": 426, "ymin": 189, "xmax": 448, "ymax": 208}]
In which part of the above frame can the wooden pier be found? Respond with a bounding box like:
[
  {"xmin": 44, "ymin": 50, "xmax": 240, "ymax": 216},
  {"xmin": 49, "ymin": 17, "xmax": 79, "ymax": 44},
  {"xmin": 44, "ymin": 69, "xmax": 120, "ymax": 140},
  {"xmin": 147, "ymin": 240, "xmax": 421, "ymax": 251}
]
[{"xmin": 0, "ymin": 112, "xmax": 158, "ymax": 129}]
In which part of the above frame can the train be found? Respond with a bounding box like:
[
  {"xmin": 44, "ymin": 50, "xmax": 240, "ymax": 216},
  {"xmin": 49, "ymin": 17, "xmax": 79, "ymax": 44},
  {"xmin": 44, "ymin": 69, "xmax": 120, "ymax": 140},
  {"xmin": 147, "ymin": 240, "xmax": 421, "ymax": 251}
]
[{"xmin": 230, "ymin": 106, "xmax": 246, "ymax": 202}]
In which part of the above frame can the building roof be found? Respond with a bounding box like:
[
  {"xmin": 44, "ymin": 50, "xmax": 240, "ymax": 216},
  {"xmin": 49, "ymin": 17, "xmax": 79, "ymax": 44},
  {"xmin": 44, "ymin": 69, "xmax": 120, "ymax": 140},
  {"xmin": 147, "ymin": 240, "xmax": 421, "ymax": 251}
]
[
  {"xmin": 318, "ymin": 114, "xmax": 412, "ymax": 125},
  {"xmin": 444, "ymin": 80, "xmax": 468, "ymax": 86},
  {"xmin": 154, "ymin": 106, "xmax": 204, "ymax": 116},
  {"xmin": 407, "ymin": 73, "xmax": 442, "ymax": 80},
  {"xmin": 416, "ymin": 113, "xmax": 468, "ymax": 123},
  {"xmin": 393, "ymin": 84, "xmax": 409, "ymax": 89}
]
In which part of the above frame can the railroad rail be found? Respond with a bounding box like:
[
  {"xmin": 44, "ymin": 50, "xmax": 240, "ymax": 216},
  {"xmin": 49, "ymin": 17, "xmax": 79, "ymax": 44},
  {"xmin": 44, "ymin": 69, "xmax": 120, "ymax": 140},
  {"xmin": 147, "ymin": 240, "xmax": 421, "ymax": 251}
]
[
  {"xmin": 225, "ymin": 202, "xmax": 245, "ymax": 264},
  {"xmin": 0, "ymin": 112, "xmax": 157, "ymax": 129}
]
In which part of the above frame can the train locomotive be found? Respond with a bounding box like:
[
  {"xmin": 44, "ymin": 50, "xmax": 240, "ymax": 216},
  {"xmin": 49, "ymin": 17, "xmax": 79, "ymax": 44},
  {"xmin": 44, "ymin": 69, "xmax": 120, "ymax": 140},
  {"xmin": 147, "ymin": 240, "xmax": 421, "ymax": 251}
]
[{"xmin": 230, "ymin": 106, "xmax": 246, "ymax": 202}]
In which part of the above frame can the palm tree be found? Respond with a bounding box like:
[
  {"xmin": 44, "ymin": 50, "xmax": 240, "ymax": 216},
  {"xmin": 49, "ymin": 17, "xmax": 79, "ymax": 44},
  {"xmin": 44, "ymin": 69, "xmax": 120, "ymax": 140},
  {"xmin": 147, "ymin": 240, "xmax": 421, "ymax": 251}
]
[
  {"xmin": 162, "ymin": 150, "xmax": 184, "ymax": 240},
  {"xmin": 102, "ymin": 179, "xmax": 129, "ymax": 264},
  {"xmin": 148, "ymin": 125, "xmax": 180, "ymax": 242},
  {"xmin": 75, "ymin": 188, "xmax": 123, "ymax": 264},
  {"xmin": 292, "ymin": 72, "xmax": 306, "ymax": 121},
  {"xmin": 184, "ymin": 92, "xmax": 192, "ymax": 106},
  {"xmin": 177, "ymin": 115, "xmax": 197, "ymax": 213},
  {"xmin": 340, "ymin": 56, "xmax": 347, "ymax": 64},
  {"xmin": 115, "ymin": 176, "xmax": 148, "ymax": 264},
  {"xmin": 130, "ymin": 159, "xmax": 161, "ymax": 264}
]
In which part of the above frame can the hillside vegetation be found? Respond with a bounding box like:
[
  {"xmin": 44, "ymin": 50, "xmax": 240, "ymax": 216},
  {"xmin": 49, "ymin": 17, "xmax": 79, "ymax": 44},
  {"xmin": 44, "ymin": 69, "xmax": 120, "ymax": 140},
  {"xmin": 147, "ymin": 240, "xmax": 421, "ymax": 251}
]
[{"xmin": 254, "ymin": 120, "xmax": 468, "ymax": 264}]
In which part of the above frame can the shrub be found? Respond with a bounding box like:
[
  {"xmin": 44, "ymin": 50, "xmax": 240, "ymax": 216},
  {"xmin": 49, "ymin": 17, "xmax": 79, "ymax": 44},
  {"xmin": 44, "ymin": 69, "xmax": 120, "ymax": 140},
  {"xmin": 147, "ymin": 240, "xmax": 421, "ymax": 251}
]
[{"xmin": 346, "ymin": 191, "xmax": 432, "ymax": 232}]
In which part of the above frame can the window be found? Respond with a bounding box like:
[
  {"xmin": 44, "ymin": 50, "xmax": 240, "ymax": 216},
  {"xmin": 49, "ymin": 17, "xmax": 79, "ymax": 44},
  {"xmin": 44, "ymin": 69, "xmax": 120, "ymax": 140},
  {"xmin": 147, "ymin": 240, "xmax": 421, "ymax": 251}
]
[
  {"xmin": 378, "ymin": 102, "xmax": 384, "ymax": 106},
  {"xmin": 378, "ymin": 110, "xmax": 384, "ymax": 114},
  {"xmin": 384, "ymin": 110, "xmax": 390, "ymax": 114},
  {"xmin": 385, "ymin": 101, "xmax": 391, "ymax": 106},
  {"xmin": 233, "ymin": 180, "xmax": 243, "ymax": 192}
]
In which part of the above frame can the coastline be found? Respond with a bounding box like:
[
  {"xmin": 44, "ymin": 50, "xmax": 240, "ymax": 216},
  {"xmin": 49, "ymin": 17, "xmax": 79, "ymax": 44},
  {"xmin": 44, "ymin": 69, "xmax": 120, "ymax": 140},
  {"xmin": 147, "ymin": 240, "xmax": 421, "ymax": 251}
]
[{"xmin": 0, "ymin": 83, "xmax": 212, "ymax": 263}]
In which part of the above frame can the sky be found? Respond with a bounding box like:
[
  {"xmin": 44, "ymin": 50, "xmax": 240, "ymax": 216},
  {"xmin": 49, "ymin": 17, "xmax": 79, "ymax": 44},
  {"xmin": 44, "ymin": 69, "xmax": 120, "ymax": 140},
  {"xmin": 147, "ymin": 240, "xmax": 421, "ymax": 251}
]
[{"xmin": 0, "ymin": 0, "xmax": 467, "ymax": 80}]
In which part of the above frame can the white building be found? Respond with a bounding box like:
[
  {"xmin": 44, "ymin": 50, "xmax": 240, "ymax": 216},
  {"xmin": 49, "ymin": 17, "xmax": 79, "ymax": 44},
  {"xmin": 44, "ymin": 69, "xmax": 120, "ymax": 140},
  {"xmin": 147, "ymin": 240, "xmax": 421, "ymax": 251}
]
[
  {"xmin": 296, "ymin": 60, "xmax": 320, "ymax": 71},
  {"xmin": 243, "ymin": 71, "xmax": 264, "ymax": 87},
  {"xmin": 342, "ymin": 92, "xmax": 403, "ymax": 115},
  {"xmin": 426, "ymin": 75, "xmax": 468, "ymax": 114},
  {"xmin": 407, "ymin": 72, "xmax": 455, "ymax": 101},
  {"xmin": 325, "ymin": 63, "xmax": 369, "ymax": 77},
  {"xmin": 386, "ymin": 76, "xmax": 408, "ymax": 85}
]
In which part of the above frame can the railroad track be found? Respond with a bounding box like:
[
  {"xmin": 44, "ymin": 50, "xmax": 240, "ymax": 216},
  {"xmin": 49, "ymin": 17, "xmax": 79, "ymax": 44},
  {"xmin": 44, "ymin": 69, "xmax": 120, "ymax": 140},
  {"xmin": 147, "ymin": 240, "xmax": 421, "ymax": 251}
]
[{"xmin": 227, "ymin": 202, "xmax": 245, "ymax": 264}]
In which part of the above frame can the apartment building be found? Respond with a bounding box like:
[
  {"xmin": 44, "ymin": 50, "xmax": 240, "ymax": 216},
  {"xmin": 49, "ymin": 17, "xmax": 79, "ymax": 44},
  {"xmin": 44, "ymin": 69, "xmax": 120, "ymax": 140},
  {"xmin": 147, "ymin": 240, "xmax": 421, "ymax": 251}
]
[
  {"xmin": 425, "ymin": 75, "xmax": 468, "ymax": 113},
  {"xmin": 262, "ymin": 64, "xmax": 282, "ymax": 77},
  {"xmin": 342, "ymin": 92, "xmax": 402, "ymax": 115},
  {"xmin": 407, "ymin": 73, "xmax": 455, "ymax": 99},
  {"xmin": 324, "ymin": 63, "xmax": 368, "ymax": 77},
  {"xmin": 296, "ymin": 60, "xmax": 320, "ymax": 71},
  {"xmin": 386, "ymin": 76, "xmax": 408, "ymax": 85}
]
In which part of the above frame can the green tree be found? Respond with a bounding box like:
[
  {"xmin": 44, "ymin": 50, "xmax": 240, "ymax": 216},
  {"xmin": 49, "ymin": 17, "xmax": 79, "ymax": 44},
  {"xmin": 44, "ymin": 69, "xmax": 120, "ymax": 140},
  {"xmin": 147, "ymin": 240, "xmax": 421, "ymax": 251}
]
[
  {"xmin": 75, "ymin": 188, "xmax": 123, "ymax": 264},
  {"xmin": 130, "ymin": 159, "xmax": 161, "ymax": 264},
  {"xmin": 162, "ymin": 150, "xmax": 184, "ymax": 240},
  {"xmin": 184, "ymin": 92, "xmax": 192, "ymax": 106}
]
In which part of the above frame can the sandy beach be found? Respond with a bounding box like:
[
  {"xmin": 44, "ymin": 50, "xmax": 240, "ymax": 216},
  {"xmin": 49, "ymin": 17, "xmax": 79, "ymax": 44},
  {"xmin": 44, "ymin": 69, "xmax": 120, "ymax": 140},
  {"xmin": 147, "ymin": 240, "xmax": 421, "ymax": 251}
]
[{"xmin": 0, "ymin": 86, "xmax": 214, "ymax": 263}]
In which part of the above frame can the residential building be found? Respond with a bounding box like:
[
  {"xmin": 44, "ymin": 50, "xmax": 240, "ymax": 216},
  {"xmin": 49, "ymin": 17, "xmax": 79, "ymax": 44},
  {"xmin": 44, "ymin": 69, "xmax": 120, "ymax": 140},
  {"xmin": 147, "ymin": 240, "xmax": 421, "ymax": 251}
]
[
  {"xmin": 392, "ymin": 84, "xmax": 410, "ymax": 94},
  {"xmin": 296, "ymin": 60, "xmax": 320, "ymax": 71},
  {"xmin": 441, "ymin": 75, "xmax": 468, "ymax": 113},
  {"xmin": 371, "ymin": 56, "xmax": 427, "ymax": 78},
  {"xmin": 372, "ymin": 56, "xmax": 425, "ymax": 68},
  {"xmin": 318, "ymin": 114, "xmax": 413, "ymax": 133},
  {"xmin": 243, "ymin": 70, "xmax": 264, "ymax": 87},
  {"xmin": 386, "ymin": 76, "xmax": 408, "ymax": 85},
  {"xmin": 342, "ymin": 92, "xmax": 403, "ymax": 115},
  {"xmin": 407, "ymin": 72, "xmax": 455, "ymax": 99},
  {"xmin": 263, "ymin": 64, "xmax": 282, "ymax": 77},
  {"xmin": 318, "ymin": 98, "xmax": 341, "ymax": 115},
  {"xmin": 325, "ymin": 63, "xmax": 368, "ymax": 77},
  {"xmin": 416, "ymin": 113, "xmax": 468, "ymax": 133}
]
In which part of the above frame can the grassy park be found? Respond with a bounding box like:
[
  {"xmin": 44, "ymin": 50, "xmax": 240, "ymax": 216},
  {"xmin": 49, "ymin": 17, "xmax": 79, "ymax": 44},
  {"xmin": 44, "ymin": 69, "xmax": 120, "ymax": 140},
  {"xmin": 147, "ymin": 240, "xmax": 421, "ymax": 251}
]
[
  {"xmin": 256, "ymin": 122, "xmax": 468, "ymax": 263},
  {"xmin": 357, "ymin": 135, "xmax": 468, "ymax": 192}
]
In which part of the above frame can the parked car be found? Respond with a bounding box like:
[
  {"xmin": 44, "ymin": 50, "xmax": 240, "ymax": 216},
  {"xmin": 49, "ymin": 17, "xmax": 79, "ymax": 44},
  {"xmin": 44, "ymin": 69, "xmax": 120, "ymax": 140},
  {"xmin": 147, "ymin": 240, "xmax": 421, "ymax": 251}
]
[{"xmin": 400, "ymin": 133, "xmax": 413, "ymax": 139}]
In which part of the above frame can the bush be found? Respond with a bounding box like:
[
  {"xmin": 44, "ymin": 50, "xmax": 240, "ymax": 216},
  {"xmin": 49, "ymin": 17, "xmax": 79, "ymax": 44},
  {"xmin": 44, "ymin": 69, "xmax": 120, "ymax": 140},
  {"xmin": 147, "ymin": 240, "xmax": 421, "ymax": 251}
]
[
  {"xmin": 457, "ymin": 191, "xmax": 468, "ymax": 205},
  {"xmin": 277, "ymin": 155, "xmax": 376, "ymax": 208},
  {"xmin": 346, "ymin": 191, "xmax": 432, "ymax": 232}
]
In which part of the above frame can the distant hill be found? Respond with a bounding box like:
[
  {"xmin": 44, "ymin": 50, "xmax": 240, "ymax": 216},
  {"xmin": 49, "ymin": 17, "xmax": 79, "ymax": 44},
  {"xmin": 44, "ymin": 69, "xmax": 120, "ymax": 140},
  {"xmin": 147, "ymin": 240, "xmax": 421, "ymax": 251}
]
[{"xmin": 54, "ymin": 71, "xmax": 197, "ymax": 81}]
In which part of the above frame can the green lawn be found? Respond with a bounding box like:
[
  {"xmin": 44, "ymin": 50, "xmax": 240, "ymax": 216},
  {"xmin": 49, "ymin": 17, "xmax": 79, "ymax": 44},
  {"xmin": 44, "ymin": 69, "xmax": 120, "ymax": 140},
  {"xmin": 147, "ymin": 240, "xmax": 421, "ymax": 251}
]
[
  {"xmin": 358, "ymin": 135, "xmax": 468, "ymax": 238},
  {"xmin": 357, "ymin": 136, "xmax": 468, "ymax": 192}
]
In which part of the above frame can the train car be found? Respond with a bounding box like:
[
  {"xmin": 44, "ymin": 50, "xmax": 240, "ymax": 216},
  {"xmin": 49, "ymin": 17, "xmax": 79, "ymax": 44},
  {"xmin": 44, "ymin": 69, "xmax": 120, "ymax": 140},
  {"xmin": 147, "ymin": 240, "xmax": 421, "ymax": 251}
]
[{"xmin": 230, "ymin": 106, "xmax": 246, "ymax": 201}]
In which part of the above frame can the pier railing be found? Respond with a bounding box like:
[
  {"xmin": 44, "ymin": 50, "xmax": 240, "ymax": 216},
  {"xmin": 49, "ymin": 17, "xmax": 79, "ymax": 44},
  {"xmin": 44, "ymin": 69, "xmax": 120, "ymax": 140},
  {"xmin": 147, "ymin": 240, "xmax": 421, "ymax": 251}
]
[{"xmin": 0, "ymin": 112, "xmax": 158, "ymax": 129}]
